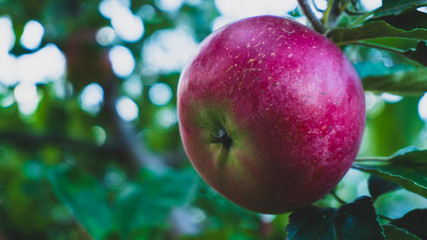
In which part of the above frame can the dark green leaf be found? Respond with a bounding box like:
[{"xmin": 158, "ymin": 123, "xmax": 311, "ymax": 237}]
[
  {"xmin": 391, "ymin": 209, "xmax": 427, "ymax": 239},
  {"xmin": 373, "ymin": 11, "xmax": 427, "ymax": 30},
  {"xmin": 368, "ymin": 175, "xmax": 402, "ymax": 200},
  {"xmin": 383, "ymin": 224, "xmax": 421, "ymax": 240},
  {"xmin": 114, "ymin": 168, "xmax": 198, "ymax": 238},
  {"xmin": 374, "ymin": 0, "xmax": 427, "ymax": 17},
  {"xmin": 362, "ymin": 70, "xmax": 427, "ymax": 95},
  {"xmin": 353, "ymin": 148, "xmax": 427, "ymax": 198},
  {"xmin": 329, "ymin": 21, "xmax": 427, "ymax": 45},
  {"xmin": 403, "ymin": 41, "xmax": 427, "ymax": 67},
  {"xmin": 335, "ymin": 196, "xmax": 384, "ymax": 240},
  {"xmin": 286, "ymin": 206, "xmax": 337, "ymax": 240},
  {"xmin": 48, "ymin": 164, "xmax": 115, "ymax": 240}
]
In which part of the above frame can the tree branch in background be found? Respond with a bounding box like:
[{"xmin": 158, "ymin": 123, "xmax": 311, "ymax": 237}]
[
  {"xmin": 0, "ymin": 130, "xmax": 123, "ymax": 156},
  {"xmin": 102, "ymin": 77, "xmax": 168, "ymax": 175},
  {"xmin": 297, "ymin": 0, "xmax": 326, "ymax": 34}
]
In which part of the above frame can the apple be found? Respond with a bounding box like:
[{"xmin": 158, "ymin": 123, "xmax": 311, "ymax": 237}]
[{"xmin": 177, "ymin": 15, "xmax": 365, "ymax": 214}]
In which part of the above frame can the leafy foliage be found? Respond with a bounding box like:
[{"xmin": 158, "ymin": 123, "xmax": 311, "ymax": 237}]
[
  {"xmin": 0, "ymin": 0, "xmax": 426, "ymax": 239},
  {"xmin": 382, "ymin": 224, "xmax": 421, "ymax": 240},
  {"xmin": 368, "ymin": 175, "xmax": 401, "ymax": 201},
  {"xmin": 286, "ymin": 196, "xmax": 384, "ymax": 240},
  {"xmin": 353, "ymin": 148, "xmax": 427, "ymax": 198},
  {"xmin": 374, "ymin": 0, "xmax": 427, "ymax": 17},
  {"xmin": 390, "ymin": 209, "xmax": 427, "ymax": 239},
  {"xmin": 362, "ymin": 70, "xmax": 427, "ymax": 95},
  {"xmin": 330, "ymin": 21, "xmax": 427, "ymax": 45}
]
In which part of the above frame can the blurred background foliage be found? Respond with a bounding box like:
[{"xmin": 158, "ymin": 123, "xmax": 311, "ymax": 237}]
[{"xmin": 0, "ymin": 0, "xmax": 426, "ymax": 239}]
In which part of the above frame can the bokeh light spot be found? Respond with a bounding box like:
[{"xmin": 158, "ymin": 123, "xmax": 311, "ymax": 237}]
[
  {"xmin": 142, "ymin": 28, "xmax": 198, "ymax": 73},
  {"xmin": 91, "ymin": 125, "xmax": 107, "ymax": 146},
  {"xmin": 149, "ymin": 83, "xmax": 172, "ymax": 106},
  {"xmin": 155, "ymin": 107, "xmax": 178, "ymax": 128},
  {"xmin": 418, "ymin": 93, "xmax": 427, "ymax": 122},
  {"xmin": 13, "ymin": 83, "xmax": 41, "ymax": 115},
  {"xmin": 0, "ymin": 16, "xmax": 15, "ymax": 53},
  {"xmin": 381, "ymin": 93, "xmax": 403, "ymax": 104},
  {"xmin": 96, "ymin": 27, "xmax": 116, "ymax": 46},
  {"xmin": 214, "ymin": 0, "xmax": 297, "ymax": 20},
  {"xmin": 111, "ymin": 7, "xmax": 144, "ymax": 42},
  {"xmin": 79, "ymin": 83, "xmax": 104, "ymax": 114},
  {"xmin": 20, "ymin": 20, "xmax": 44, "ymax": 50},
  {"xmin": 155, "ymin": 0, "xmax": 184, "ymax": 12},
  {"xmin": 360, "ymin": 0, "xmax": 381, "ymax": 11},
  {"xmin": 116, "ymin": 96, "xmax": 139, "ymax": 121},
  {"xmin": 122, "ymin": 75, "xmax": 143, "ymax": 98},
  {"xmin": 99, "ymin": 0, "xmax": 131, "ymax": 18},
  {"xmin": 104, "ymin": 167, "xmax": 127, "ymax": 190},
  {"xmin": 109, "ymin": 45, "xmax": 135, "ymax": 78}
]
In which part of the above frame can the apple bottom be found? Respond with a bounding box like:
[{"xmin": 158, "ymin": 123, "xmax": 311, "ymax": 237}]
[{"xmin": 178, "ymin": 102, "xmax": 359, "ymax": 214}]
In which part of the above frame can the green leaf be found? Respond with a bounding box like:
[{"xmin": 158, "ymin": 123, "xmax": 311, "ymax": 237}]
[
  {"xmin": 285, "ymin": 196, "xmax": 384, "ymax": 240},
  {"xmin": 362, "ymin": 70, "xmax": 427, "ymax": 95},
  {"xmin": 48, "ymin": 164, "xmax": 115, "ymax": 240},
  {"xmin": 354, "ymin": 40, "xmax": 427, "ymax": 67},
  {"xmin": 368, "ymin": 175, "xmax": 402, "ymax": 200},
  {"xmin": 383, "ymin": 224, "xmax": 421, "ymax": 240},
  {"xmin": 114, "ymin": 168, "xmax": 198, "ymax": 239},
  {"xmin": 353, "ymin": 148, "xmax": 427, "ymax": 198},
  {"xmin": 373, "ymin": 11, "xmax": 427, "ymax": 30},
  {"xmin": 391, "ymin": 209, "xmax": 427, "ymax": 239},
  {"xmin": 335, "ymin": 196, "xmax": 385, "ymax": 240},
  {"xmin": 403, "ymin": 41, "xmax": 427, "ymax": 67},
  {"xmin": 329, "ymin": 21, "xmax": 427, "ymax": 45},
  {"xmin": 286, "ymin": 207, "xmax": 337, "ymax": 240},
  {"xmin": 374, "ymin": 0, "xmax": 427, "ymax": 17}
]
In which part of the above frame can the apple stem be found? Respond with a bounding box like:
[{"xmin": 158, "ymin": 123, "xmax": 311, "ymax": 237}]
[
  {"xmin": 297, "ymin": 0, "xmax": 327, "ymax": 34},
  {"xmin": 210, "ymin": 129, "xmax": 232, "ymax": 149}
]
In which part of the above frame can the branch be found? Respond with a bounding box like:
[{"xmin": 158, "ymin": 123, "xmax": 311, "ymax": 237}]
[
  {"xmin": 330, "ymin": 190, "xmax": 347, "ymax": 205},
  {"xmin": 102, "ymin": 77, "xmax": 168, "ymax": 175},
  {"xmin": 354, "ymin": 156, "xmax": 390, "ymax": 162},
  {"xmin": 0, "ymin": 130, "xmax": 124, "ymax": 156},
  {"xmin": 297, "ymin": 0, "xmax": 326, "ymax": 34}
]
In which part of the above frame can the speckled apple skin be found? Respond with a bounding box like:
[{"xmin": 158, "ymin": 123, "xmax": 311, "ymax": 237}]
[{"xmin": 177, "ymin": 16, "xmax": 365, "ymax": 214}]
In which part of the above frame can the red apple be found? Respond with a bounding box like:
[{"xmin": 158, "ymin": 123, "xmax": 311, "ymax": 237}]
[{"xmin": 177, "ymin": 15, "xmax": 365, "ymax": 213}]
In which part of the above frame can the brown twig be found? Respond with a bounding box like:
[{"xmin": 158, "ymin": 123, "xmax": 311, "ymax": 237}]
[{"xmin": 297, "ymin": 0, "xmax": 326, "ymax": 34}]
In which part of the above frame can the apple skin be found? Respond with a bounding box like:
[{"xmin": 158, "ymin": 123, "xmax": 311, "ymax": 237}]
[{"xmin": 177, "ymin": 15, "xmax": 365, "ymax": 214}]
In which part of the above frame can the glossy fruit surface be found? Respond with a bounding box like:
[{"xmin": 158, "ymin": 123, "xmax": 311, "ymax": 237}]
[{"xmin": 177, "ymin": 15, "xmax": 365, "ymax": 213}]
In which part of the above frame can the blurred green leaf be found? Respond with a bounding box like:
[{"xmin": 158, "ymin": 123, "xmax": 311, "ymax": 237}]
[
  {"xmin": 390, "ymin": 209, "xmax": 427, "ymax": 239},
  {"xmin": 334, "ymin": 196, "xmax": 384, "ymax": 240},
  {"xmin": 374, "ymin": 0, "xmax": 427, "ymax": 17},
  {"xmin": 329, "ymin": 21, "xmax": 427, "ymax": 45},
  {"xmin": 362, "ymin": 70, "xmax": 427, "ymax": 95},
  {"xmin": 286, "ymin": 206, "xmax": 337, "ymax": 240},
  {"xmin": 382, "ymin": 224, "xmax": 421, "ymax": 240},
  {"xmin": 178, "ymin": 229, "xmax": 232, "ymax": 240},
  {"xmin": 48, "ymin": 164, "xmax": 115, "ymax": 240},
  {"xmin": 354, "ymin": 61, "xmax": 416, "ymax": 79},
  {"xmin": 368, "ymin": 175, "xmax": 402, "ymax": 201},
  {"xmin": 353, "ymin": 148, "xmax": 427, "ymax": 198},
  {"xmin": 114, "ymin": 168, "xmax": 198, "ymax": 239}
]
